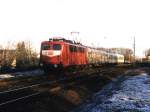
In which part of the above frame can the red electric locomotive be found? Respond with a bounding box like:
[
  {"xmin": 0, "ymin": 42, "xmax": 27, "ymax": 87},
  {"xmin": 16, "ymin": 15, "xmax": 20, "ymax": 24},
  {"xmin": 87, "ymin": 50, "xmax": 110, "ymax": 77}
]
[{"xmin": 40, "ymin": 37, "xmax": 88, "ymax": 72}]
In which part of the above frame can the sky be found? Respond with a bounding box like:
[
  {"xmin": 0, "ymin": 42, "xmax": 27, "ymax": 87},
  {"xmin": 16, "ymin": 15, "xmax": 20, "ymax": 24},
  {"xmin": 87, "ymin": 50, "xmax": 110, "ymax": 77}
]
[{"xmin": 0, "ymin": 0, "xmax": 150, "ymax": 57}]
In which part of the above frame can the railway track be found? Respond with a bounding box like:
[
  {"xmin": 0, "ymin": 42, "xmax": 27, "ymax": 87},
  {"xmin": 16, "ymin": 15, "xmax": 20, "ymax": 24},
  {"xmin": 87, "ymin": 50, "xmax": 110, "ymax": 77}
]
[
  {"xmin": 0, "ymin": 80, "xmax": 56, "ymax": 107},
  {"xmin": 0, "ymin": 74, "xmax": 95, "ymax": 109},
  {"xmin": 0, "ymin": 67, "xmax": 124, "ymax": 106},
  {"xmin": 0, "ymin": 66, "xmax": 128, "ymax": 112},
  {"xmin": 0, "ymin": 77, "xmax": 69, "ymax": 106}
]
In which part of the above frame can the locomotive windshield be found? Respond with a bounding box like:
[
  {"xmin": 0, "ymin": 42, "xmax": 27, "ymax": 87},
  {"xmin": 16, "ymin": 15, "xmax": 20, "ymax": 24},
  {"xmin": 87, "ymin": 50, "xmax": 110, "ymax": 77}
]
[
  {"xmin": 42, "ymin": 44, "xmax": 50, "ymax": 50},
  {"xmin": 53, "ymin": 44, "xmax": 61, "ymax": 50},
  {"xmin": 42, "ymin": 43, "xmax": 61, "ymax": 50}
]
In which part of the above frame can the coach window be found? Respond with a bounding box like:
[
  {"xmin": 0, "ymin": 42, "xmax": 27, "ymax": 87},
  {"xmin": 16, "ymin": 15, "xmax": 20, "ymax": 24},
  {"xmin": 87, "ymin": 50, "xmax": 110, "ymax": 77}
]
[{"xmin": 53, "ymin": 44, "xmax": 61, "ymax": 50}]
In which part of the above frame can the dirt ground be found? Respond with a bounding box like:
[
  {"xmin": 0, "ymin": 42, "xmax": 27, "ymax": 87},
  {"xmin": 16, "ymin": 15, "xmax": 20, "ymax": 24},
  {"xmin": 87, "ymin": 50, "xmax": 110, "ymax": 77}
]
[{"xmin": 1, "ymin": 66, "xmax": 149, "ymax": 112}]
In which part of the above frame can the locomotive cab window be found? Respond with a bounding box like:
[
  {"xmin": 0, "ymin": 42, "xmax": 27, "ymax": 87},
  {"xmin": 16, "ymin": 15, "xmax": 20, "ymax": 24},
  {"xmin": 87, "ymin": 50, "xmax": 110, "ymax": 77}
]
[
  {"xmin": 53, "ymin": 44, "xmax": 61, "ymax": 50},
  {"xmin": 42, "ymin": 44, "xmax": 51, "ymax": 50}
]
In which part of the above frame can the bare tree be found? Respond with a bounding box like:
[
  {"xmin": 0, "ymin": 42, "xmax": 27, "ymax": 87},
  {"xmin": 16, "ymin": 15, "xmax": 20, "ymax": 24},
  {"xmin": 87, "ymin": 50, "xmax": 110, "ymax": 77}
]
[
  {"xmin": 16, "ymin": 41, "xmax": 38, "ymax": 69},
  {"xmin": 0, "ymin": 40, "xmax": 38, "ymax": 72},
  {"xmin": 0, "ymin": 42, "xmax": 16, "ymax": 71},
  {"xmin": 16, "ymin": 41, "xmax": 27, "ymax": 69},
  {"xmin": 26, "ymin": 41, "xmax": 38, "ymax": 67},
  {"xmin": 145, "ymin": 49, "xmax": 150, "ymax": 57}
]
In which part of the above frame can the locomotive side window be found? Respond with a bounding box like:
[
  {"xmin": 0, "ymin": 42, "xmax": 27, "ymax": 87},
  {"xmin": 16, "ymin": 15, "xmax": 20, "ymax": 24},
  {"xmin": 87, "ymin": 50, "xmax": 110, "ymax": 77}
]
[
  {"xmin": 79, "ymin": 47, "xmax": 82, "ymax": 52},
  {"xmin": 42, "ymin": 44, "xmax": 51, "ymax": 50},
  {"xmin": 82, "ymin": 48, "xmax": 85, "ymax": 52},
  {"xmin": 74, "ymin": 46, "xmax": 77, "ymax": 52},
  {"xmin": 69, "ymin": 45, "xmax": 76, "ymax": 52},
  {"xmin": 81, "ymin": 48, "xmax": 85, "ymax": 52},
  {"xmin": 69, "ymin": 45, "xmax": 84, "ymax": 52},
  {"xmin": 53, "ymin": 44, "xmax": 61, "ymax": 50},
  {"xmin": 78, "ymin": 47, "xmax": 85, "ymax": 53},
  {"xmin": 69, "ymin": 45, "xmax": 74, "ymax": 52}
]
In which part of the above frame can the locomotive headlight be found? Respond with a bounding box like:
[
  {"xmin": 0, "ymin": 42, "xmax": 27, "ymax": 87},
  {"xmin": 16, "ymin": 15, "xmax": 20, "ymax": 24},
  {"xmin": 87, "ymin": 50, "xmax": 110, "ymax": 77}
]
[
  {"xmin": 54, "ymin": 64, "xmax": 58, "ymax": 68},
  {"xmin": 40, "ymin": 63, "xmax": 43, "ymax": 67}
]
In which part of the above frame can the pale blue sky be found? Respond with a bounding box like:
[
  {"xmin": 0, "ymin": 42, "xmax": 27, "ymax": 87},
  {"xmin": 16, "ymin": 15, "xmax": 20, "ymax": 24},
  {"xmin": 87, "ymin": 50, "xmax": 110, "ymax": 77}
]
[{"xmin": 0, "ymin": 0, "xmax": 150, "ymax": 57}]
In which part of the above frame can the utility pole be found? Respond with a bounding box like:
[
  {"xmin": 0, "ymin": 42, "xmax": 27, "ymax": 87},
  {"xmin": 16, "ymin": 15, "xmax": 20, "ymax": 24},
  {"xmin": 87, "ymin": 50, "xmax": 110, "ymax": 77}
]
[{"xmin": 133, "ymin": 36, "xmax": 136, "ymax": 63}]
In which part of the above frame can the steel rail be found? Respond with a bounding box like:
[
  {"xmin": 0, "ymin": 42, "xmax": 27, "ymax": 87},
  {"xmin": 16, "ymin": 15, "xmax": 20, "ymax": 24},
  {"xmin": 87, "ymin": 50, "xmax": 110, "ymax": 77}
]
[
  {"xmin": 0, "ymin": 77, "xmax": 68, "ymax": 95},
  {"xmin": 0, "ymin": 92, "xmax": 42, "ymax": 106},
  {"xmin": 0, "ymin": 71, "xmax": 106, "ymax": 107},
  {"xmin": 0, "ymin": 75, "xmax": 82, "ymax": 107}
]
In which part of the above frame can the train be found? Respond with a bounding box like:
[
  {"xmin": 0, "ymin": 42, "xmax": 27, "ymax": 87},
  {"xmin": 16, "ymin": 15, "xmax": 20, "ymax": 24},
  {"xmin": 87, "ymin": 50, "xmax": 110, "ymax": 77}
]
[{"xmin": 40, "ymin": 37, "xmax": 124, "ymax": 72}]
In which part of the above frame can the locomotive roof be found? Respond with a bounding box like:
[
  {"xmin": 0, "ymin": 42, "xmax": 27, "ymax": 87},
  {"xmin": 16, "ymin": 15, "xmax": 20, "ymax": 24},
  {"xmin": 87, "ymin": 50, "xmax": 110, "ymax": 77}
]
[
  {"xmin": 42, "ymin": 37, "xmax": 87, "ymax": 47},
  {"xmin": 49, "ymin": 37, "xmax": 73, "ymax": 43}
]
